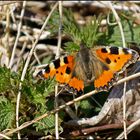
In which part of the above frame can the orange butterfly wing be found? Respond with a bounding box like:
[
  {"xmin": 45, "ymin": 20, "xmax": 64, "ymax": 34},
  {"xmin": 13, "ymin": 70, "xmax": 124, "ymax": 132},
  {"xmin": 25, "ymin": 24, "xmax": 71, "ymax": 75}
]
[
  {"xmin": 94, "ymin": 47, "xmax": 139, "ymax": 90},
  {"xmin": 37, "ymin": 56, "xmax": 84, "ymax": 93}
]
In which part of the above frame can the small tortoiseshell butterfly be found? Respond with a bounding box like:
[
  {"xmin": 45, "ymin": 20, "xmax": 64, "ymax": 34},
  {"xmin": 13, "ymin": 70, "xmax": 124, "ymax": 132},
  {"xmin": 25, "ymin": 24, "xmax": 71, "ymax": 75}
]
[{"xmin": 36, "ymin": 44, "xmax": 139, "ymax": 93}]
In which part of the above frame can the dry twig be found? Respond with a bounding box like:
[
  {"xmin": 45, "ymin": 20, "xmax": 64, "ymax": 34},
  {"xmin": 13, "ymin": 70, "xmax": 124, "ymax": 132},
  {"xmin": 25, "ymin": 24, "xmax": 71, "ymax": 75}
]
[
  {"xmin": 106, "ymin": 1, "xmax": 127, "ymax": 139},
  {"xmin": 65, "ymin": 122, "xmax": 132, "ymax": 137},
  {"xmin": 54, "ymin": 1, "xmax": 63, "ymax": 139},
  {"xmin": 8, "ymin": 1, "xmax": 26, "ymax": 69},
  {"xmin": 117, "ymin": 118, "xmax": 140, "ymax": 139},
  {"xmin": 0, "ymin": 133, "xmax": 10, "ymax": 140}
]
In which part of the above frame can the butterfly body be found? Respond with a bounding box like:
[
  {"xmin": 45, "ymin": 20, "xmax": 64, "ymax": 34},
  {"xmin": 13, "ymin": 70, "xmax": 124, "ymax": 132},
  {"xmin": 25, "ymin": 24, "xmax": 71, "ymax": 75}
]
[
  {"xmin": 36, "ymin": 45, "xmax": 139, "ymax": 93},
  {"xmin": 73, "ymin": 44, "xmax": 107, "ymax": 85}
]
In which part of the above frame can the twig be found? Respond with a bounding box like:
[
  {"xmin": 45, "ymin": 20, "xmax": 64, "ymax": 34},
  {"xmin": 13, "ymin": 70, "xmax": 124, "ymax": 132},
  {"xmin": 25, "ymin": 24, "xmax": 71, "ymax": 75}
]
[
  {"xmin": 107, "ymin": 12, "xmax": 117, "ymax": 26},
  {"xmin": 61, "ymin": 1, "xmax": 140, "ymax": 12},
  {"xmin": 14, "ymin": 2, "xmax": 58, "ymax": 139},
  {"xmin": 10, "ymin": 4, "xmax": 17, "ymax": 24},
  {"xmin": 8, "ymin": 1, "xmax": 26, "ymax": 69},
  {"xmin": 15, "ymin": 15, "xmax": 43, "ymax": 24},
  {"xmin": 30, "ymin": 52, "xmax": 51, "ymax": 66},
  {"xmin": 0, "ymin": 1, "xmax": 20, "ymax": 6},
  {"xmin": 15, "ymin": 41, "xmax": 27, "ymax": 72},
  {"xmin": 0, "ymin": 133, "xmax": 10, "ymax": 140},
  {"xmin": 55, "ymin": 85, "xmax": 59, "ymax": 139},
  {"xmin": 91, "ymin": 96, "xmax": 102, "ymax": 108},
  {"xmin": 107, "ymin": 2, "xmax": 127, "ymax": 139},
  {"xmin": 3, "ymin": 70, "xmax": 140, "ymax": 138},
  {"xmin": 39, "ymin": 135, "xmax": 55, "ymax": 140},
  {"xmin": 33, "ymin": 51, "xmax": 41, "ymax": 65},
  {"xmin": 117, "ymin": 118, "xmax": 140, "ymax": 139},
  {"xmin": 104, "ymin": 1, "xmax": 126, "ymax": 48},
  {"xmin": 56, "ymin": 1, "xmax": 62, "ymax": 59},
  {"xmin": 55, "ymin": 1, "xmax": 63, "ymax": 139},
  {"xmin": 122, "ymin": 71, "xmax": 127, "ymax": 139},
  {"xmin": 4, "ymin": 4, "xmax": 10, "ymax": 67},
  {"xmin": 68, "ymin": 122, "xmax": 132, "ymax": 137},
  {"xmin": 59, "ymin": 99, "xmax": 78, "ymax": 120},
  {"xmin": 0, "ymin": 21, "xmax": 49, "ymax": 41}
]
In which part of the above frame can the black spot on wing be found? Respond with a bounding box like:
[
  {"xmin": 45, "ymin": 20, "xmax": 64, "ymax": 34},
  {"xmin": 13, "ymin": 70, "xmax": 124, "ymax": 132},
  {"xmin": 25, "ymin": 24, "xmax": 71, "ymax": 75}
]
[
  {"xmin": 110, "ymin": 47, "xmax": 119, "ymax": 54},
  {"xmin": 45, "ymin": 65, "xmax": 50, "ymax": 73},
  {"xmin": 78, "ymin": 89, "xmax": 83, "ymax": 94},
  {"xmin": 37, "ymin": 70, "xmax": 43, "ymax": 77},
  {"xmin": 64, "ymin": 57, "xmax": 69, "ymax": 64},
  {"xmin": 65, "ymin": 66, "xmax": 71, "ymax": 74},
  {"xmin": 53, "ymin": 59, "xmax": 60, "ymax": 69},
  {"xmin": 105, "ymin": 57, "xmax": 111, "ymax": 64},
  {"xmin": 122, "ymin": 48, "xmax": 129, "ymax": 54},
  {"xmin": 101, "ymin": 48, "xmax": 108, "ymax": 53}
]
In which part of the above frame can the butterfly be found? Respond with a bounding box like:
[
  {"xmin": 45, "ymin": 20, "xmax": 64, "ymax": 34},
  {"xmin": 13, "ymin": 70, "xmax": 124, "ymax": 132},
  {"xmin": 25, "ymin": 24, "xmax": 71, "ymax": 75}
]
[{"xmin": 36, "ymin": 44, "xmax": 139, "ymax": 94}]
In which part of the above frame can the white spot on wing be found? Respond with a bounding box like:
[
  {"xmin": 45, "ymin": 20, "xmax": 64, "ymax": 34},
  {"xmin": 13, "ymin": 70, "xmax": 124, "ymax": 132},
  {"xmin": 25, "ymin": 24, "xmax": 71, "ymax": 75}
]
[
  {"xmin": 60, "ymin": 57, "xmax": 65, "ymax": 66},
  {"xmin": 50, "ymin": 63, "xmax": 55, "ymax": 69},
  {"xmin": 118, "ymin": 47, "xmax": 124, "ymax": 54},
  {"xmin": 106, "ymin": 47, "xmax": 110, "ymax": 53},
  {"xmin": 42, "ymin": 69, "xmax": 46, "ymax": 74}
]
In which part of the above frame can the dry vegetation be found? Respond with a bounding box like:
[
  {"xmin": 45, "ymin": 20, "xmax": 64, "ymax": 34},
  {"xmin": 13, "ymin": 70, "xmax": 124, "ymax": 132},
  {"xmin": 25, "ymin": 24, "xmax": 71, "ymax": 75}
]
[{"xmin": 0, "ymin": 1, "xmax": 140, "ymax": 139}]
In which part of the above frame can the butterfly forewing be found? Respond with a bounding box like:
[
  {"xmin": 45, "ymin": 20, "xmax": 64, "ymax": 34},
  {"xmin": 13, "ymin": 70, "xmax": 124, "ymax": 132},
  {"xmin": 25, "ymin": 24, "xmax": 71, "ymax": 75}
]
[
  {"xmin": 94, "ymin": 47, "xmax": 139, "ymax": 91},
  {"xmin": 37, "ymin": 55, "xmax": 84, "ymax": 93}
]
